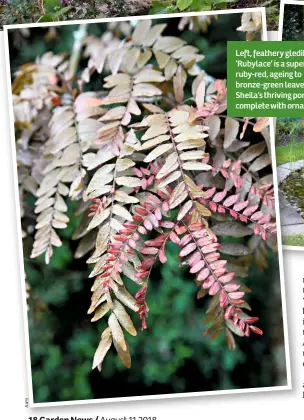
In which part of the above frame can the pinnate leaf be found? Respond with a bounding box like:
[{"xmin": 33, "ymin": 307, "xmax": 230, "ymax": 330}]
[
  {"xmin": 179, "ymin": 242, "xmax": 196, "ymax": 257},
  {"xmin": 92, "ymin": 327, "xmax": 112, "ymax": 369},
  {"xmin": 177, "ymin": 200, "xmax": 193, "ymax": 221},
  {"xmin": 144, "ymin": 143, "xmax": 173, "ymax": 162},
  {"xmin": 113, "ymin": 300, "xmax": 137, "ymax": 336},
  {"xmin": 220, "ymin": 243, "xmax": 251, "ymax": 256},
  {"xmin": 108, "ymin": 313, "xmax": 127, "ymax": 351},
  {"xmin": 224, "ymin": 118, "xmax": 239, "ymax": 149},
  {"xmin": 212, "ymin": 222, "xmax": 252, "ymax": 237}
]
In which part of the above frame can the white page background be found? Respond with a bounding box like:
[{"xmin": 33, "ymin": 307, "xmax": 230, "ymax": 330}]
[{"xmin": 1, "ymin": 30, "xmax": 303, "ymax": 418}]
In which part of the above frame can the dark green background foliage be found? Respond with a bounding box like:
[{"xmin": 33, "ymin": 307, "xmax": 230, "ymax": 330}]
[
  {"xmin": 0, "ymin": 0, "xmax": 280, "ymax": 30},
  {"xmin": 282, "ymin": 4, "xmax": 304, "ymax": 41},
  {"xmin": 276, "ymin": 118, "xmax": 304, "ymax": 147},
  {"xmin": 11, "ymin": 16, "xmax": 287, "ymax": 403},
  {"xmin": 0, "ymin": 0, "xmax": 100, "ymax": 27}
]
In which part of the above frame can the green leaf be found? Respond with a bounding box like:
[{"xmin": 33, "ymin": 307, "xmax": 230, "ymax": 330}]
[
  {"xmin": 56, "ymin": 6, "xmax": 72, "ymax": 17},
  {"xmin": 150, "ymin": 1, "xmax": 178, "ymax": 14},
  {"xmin": 177, "ymin": 0, "xmax": 193, "ymax": 11},
  {"xmin": 37, "ymin": 13, "xmax": 54, "ymax": 22},
  {"xmin": 44, "ymin": 0, "xmax": 61, "ymax": 11},
  {"xmin": 188, "ymin": 0, "xmax": 213, "ymax": 10}
]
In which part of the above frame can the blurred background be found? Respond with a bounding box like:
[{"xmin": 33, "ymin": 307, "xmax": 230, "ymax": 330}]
[
  {"xmin": 277, "ymin": 6, "xmax": 304, "ymax": 153},
  {"xmin": 9, "ymin": 15, "xmax": 287, "ymax": 403},
  {"xmin": 275, "ymin": 4, "xmax": 304, "ymax": 247},
  {"xmin": 282, "ymin": 4, "xmax": 304, "ymax": 41}
]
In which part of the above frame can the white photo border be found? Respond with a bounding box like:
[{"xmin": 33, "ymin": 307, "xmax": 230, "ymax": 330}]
[{"xmin": 3, "ymin": 7, "xmax": 291, "ymax": 407}]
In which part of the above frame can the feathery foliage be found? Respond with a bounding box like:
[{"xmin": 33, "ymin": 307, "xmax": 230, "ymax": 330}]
[{"xmin": 12, "ymin": 14, "xmax": 277, "ymax": 371}]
